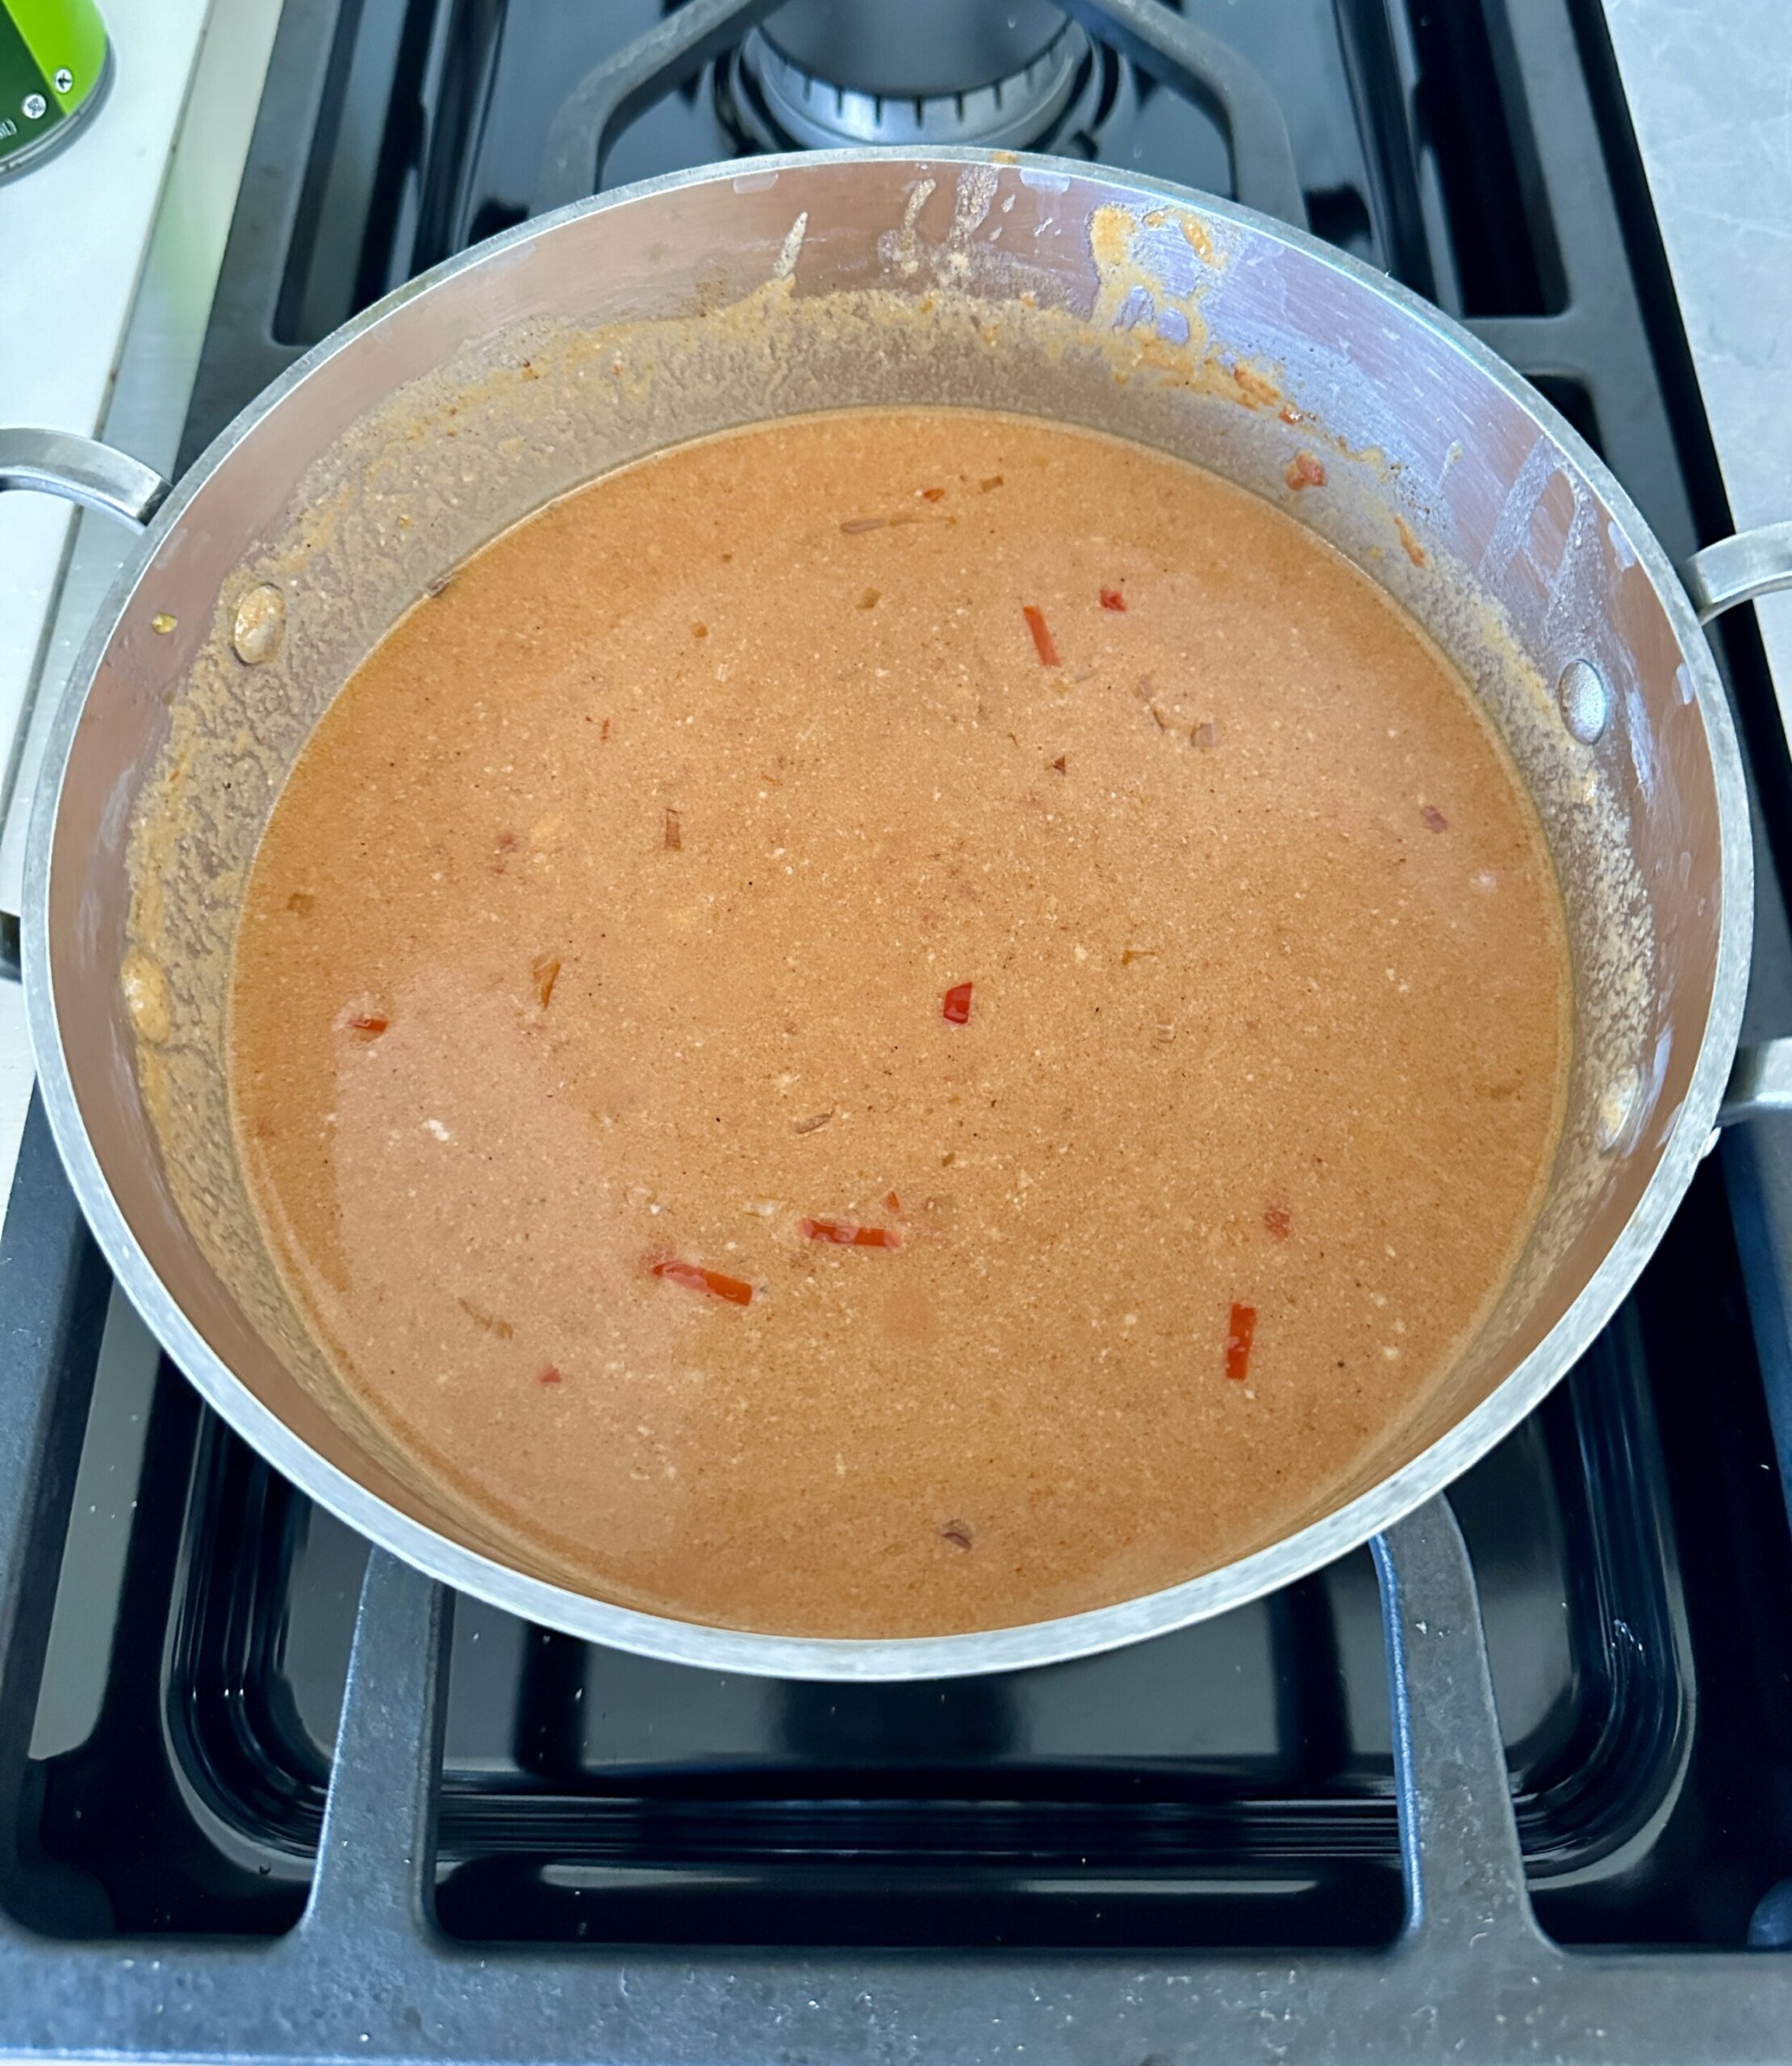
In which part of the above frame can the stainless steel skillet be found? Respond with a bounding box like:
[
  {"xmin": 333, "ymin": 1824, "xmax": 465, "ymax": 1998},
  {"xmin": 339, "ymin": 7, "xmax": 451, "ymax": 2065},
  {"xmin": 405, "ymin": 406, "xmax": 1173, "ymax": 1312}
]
[{"xmin": 5, "ymin": 148, "xmax": 1790, "ymax": 1679}]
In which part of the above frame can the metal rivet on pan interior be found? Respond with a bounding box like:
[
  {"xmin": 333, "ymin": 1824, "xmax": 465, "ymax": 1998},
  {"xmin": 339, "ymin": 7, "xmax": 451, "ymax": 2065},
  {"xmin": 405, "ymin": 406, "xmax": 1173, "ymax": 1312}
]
[
  {"xmin": 1557, "ymin": 657, "xmax": 1610, "ymax": 744},
  {"xmin": 232, "ymin": 583, "xmax": 286, "ymax": 665}
]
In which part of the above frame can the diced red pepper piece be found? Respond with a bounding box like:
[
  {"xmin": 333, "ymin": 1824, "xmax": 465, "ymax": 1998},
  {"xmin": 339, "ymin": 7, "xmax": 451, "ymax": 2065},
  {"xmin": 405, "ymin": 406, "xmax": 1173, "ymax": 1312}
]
[
  {"xmin": 651, "ymin": 1259, "xmax": 754, "ymax": 1306},
  {"xmin": 1285, "ymin": 451, "xmax": 1326, "ymax": 491},
  {"xmin": 345, "ymin": 1014, "xmax": 388, "ymax": 1037},
  {"xmin": 1420, "ymin": 804, "xmax": 1448, "ymax": 833},
  {"xmin": 1100, "ymin": 587, "xmax": 1127, "ymax": 612},
  {"xmin": 1021, "ymin": 604, "xmax": 1060, "ymax": 667},
  {"xmin": 1263, "ymin": 1205, "xmax": 1291, "ymax": 1240},
  {"xmin": 921, "ymin": 486, "xmax": 946, "ymax": 502},
  {"xmin": 800, "ymin": 1218, "xmax": 904, "ymax": 1248},
  {"xmin": 1225, "ymin": 1303, "xmax": 1258, "ymax": 1382},
  {"xmin": 942, "ymin": 981, "xmax": 974, "ymax": 1024},
  {"xmin": 538, "ymin": 1364, "xmax": 563, "ymax": 1386}
]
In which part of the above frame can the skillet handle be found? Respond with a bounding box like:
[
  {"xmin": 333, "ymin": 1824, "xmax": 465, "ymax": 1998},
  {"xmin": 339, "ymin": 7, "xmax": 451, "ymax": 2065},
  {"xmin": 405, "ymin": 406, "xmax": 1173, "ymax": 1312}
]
[
  {"xmin": 1681, "ymin": 523, "xmax": 1792, "ymax": 625},
  {"xmin": 0, "ymin": 428, "xmax": 170, "ymax": 529},
  {"xmin": 1687, "ymin": 529, "xmax": 1792, "ymax": 1129}
]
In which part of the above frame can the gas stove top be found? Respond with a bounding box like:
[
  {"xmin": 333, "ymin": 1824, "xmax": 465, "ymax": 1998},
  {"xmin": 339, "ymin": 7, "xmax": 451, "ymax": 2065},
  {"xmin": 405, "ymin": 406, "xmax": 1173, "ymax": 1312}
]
[{"xmin": 4, "ymin": 2, "xmax": 1792, "ymax": 2060}]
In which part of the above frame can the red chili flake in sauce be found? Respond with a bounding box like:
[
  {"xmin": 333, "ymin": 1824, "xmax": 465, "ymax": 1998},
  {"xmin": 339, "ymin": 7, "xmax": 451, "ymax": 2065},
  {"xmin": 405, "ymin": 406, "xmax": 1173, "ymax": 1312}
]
[
  {"xmin": 650, "ymin": 1259, "xmax": 754, "ymax": 1306},
  {"xmin": 495, "ymin": 830, "xmax": 518, "ymax": 852},
  {"xmin": 886, "ymin": 1190, "xmax": 903, "ymax": 1215},
  {"xmin": 1264, "ymin": 1205, "xmax": 1292, "ymax": 1240},
  {"xmin": 1021, "ymin": 604, "xmax": 1061, "ymax": 667},
  {"xmin": 1100, "ymin": 587, "xmax": 1127, "ymax": 612},
  {"xmin": 921, "ymin": 486, "xmax": 946, "ymax": 502},
  {"xmin": 537, "ymin": 1365, "xmax": 563, "ymax": 1387},
  {"xmin": 1285, "ymin": 451, "xmax": 1327, "ymax": 491},
  {"xmin": 1225, "ymin": 1303, "xmax": 1258, "ymax": 1382},
  {"xmin": 942, "ymin": 981, "xmax": 975, "ymax": 1024},
  {"xmin": 1420, "ymin": 804, "xmax": 1449, "ymax": 833},
  {"xmin": 345, "ymin": 1014, "xmax": 389, "ymax": 1037},
  {"xmin": 800, "ymin": 1218, "xmax": 904, "ymax": 1249},
  {"xmin": 531, "ymin": 955, "xmax": 562, "ymax": 1008}
]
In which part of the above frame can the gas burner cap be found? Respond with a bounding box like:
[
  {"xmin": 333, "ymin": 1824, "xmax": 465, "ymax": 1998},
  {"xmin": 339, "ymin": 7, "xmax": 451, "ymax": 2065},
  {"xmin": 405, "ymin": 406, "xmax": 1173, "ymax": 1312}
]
[{"xmin": 739, "ymin": 21, "xmax": 1092, "ymax": 153}]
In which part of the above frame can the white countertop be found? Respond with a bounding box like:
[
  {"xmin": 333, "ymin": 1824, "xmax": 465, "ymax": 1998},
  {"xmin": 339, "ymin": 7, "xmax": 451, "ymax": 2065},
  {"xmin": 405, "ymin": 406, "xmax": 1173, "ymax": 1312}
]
[
  {"xmin": 0, "ymin": 0, "xmax": 212, "ymax": 830},
  {"xmin": 0, "ymin": 0, "xmax": 281, "ymax": 1207},
  {"xmin": 1603, "ymin": 0, "xmax": 1792, "ymax": 727}
]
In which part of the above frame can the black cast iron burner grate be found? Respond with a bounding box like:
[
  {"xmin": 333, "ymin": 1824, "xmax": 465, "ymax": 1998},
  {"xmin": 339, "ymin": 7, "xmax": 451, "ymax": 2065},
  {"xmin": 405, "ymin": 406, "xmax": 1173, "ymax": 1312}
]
[
  {"xmin": 2, "ymin": 1098, "xmax": 1791, "ymax": 2060},
  {"xmin": 532, "ymin": 0, "xmax": 1305, "ymax": 221}
]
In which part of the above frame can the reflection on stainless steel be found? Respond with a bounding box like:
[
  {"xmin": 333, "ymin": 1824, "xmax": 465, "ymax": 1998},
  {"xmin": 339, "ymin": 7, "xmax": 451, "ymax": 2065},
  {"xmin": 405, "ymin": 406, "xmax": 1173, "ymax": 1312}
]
[{"xmin": 15, "ymin": 151, "xmax": 1754, "ymax": 1679}]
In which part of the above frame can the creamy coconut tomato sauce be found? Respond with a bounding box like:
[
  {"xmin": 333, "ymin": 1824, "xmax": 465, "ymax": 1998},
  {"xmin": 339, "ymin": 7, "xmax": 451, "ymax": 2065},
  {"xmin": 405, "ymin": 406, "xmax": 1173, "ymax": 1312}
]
[{"xmin": 228, "ymin": 408, "xmax": 1570, "ymax": 1638}]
